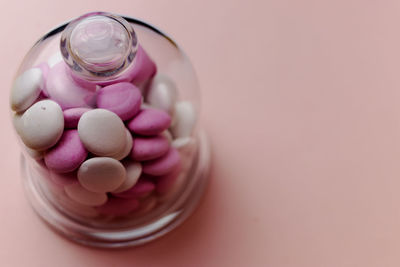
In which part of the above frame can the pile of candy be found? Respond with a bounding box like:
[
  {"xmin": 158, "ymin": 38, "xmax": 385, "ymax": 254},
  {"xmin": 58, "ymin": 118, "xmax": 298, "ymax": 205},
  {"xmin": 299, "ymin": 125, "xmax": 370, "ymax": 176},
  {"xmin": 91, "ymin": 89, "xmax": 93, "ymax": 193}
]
[{"xmin": 11, "ymin": 47, "xmax": 197, "ymax": 218}]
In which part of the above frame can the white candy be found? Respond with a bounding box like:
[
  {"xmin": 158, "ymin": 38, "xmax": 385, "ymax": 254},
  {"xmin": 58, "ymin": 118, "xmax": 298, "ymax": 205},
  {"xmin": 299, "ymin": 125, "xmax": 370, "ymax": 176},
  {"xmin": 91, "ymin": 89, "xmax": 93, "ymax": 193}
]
[
  {"xmin": 78, "ymin": 157, "xmax": 126, "ymax": 193},
  {"xmin": 24, "ymin": 144, "xmax": 44, "ymax": 160},
  {"xmin": 162, "ymin": 130, "xmax": 173, "ymax": 143},
  {"xmin": 171, "ymin": 101, "xmax": 197, "ymax": 138},
  {"xmin": 146, "ymin": 74, "xmax": 177, "ymax": 114},
  {"xmin": 78, "ymin": 109, "xmax": 126, "ymax": 156},
  {"xmin": 111, "ymin": 129, "xmax": 133, "ymax": 160},
  {"xmin": 10, "ymin": 68, "xmax": 43, "ymax": 112},
  {"xmin": 12, "ymin": 113, "xmax": 23, "ymax": 135},
  {"xmin": 65, "ymin": 183, "xmax": 107, "ymax": 207},
  {"xmin": 112, "ymin": 161, "xmax": 142, "ymax": 193},
  {"xmin": 47, "ymin": 52, "xmax": 63, "ymax": 68},
  {"xmin": 57, "ymin": 191, "xmax": 99, "ymax": 218},
  {"xmin": 19, "ymin": 100, "xmax": 64, "ymax": 151},
  {"xmin": 172, "ymin": 137, "xmax": 194, "ymax": 148}
]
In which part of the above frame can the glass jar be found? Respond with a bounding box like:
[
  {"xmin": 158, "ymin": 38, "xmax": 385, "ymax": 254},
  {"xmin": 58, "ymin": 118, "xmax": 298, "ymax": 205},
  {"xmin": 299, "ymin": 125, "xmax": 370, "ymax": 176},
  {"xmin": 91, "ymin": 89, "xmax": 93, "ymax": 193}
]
[{"xmin": 10, "ymin": 12, "xmax": 210, "ymax": 248}]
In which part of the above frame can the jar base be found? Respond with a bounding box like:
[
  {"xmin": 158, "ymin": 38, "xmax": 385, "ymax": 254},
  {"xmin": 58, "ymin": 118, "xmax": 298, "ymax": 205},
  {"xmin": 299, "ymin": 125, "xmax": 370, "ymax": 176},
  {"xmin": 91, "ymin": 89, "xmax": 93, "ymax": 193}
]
[{"xmin": 21, "ymin": 130, "xmax": 211, "ymax": 248}]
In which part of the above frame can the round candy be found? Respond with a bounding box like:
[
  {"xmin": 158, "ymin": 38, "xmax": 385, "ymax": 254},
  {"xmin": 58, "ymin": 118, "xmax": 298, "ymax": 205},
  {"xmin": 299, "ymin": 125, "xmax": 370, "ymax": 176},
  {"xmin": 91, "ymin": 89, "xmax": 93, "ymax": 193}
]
[
  {"xmin": 111, "ymin": 130, "xmax": 133, "ymax": 160},
  {"xmin": 96, "ymin": 197, "xmax": 140, "ymax": 216},
  {"xmin": 63, "ymin": 108, "xmax": 92, "ymax": 128},
  {"xmin": 112, "ymin": 161, "xmax": 142, "ymax": 193},
  {"xmin": 50, "ymin": 171, "xmax": 78, "ymax": 187},
  {"xmin": 10, "ymin": 68, "xmax": 43, "ymax": 112},
  {"xmin": 46, "ymin": 62, "xmax": 96, "ymax": 109},
  {"xmin": 36, "ymin": 62, "xmax": 50, "ymax": 97},
  {"xmin": 142, "ymin": 147, "xmax": 181, "ymax": 176},
  {"xmin": 171, "ymin": 101, "xmax": 197, "ymax": 138},
  {"xmin": 58, "ymin": 193, "xmax": 99, "ymax": 218},
  {"xmin": 19, "ymin": 100, "xmax": 64, "ymax": 151},
  {"xmin": 12, "ymin": 113, "xmax": 23, "ymax": 135},
  {"xmin": 96, "ymin": 82, "xmax": 142, "ymax": 121},
  {"xmin": 44, "ymin": 130, "xmax": 88, "ymax": 173},
  {"xmin": 47, "ymin": 51, "xmax": 63, "ymax": 68},
  {"xmin": 78, "ymin": 109, "xmax": 126, "ymax": 156},
  {"xmin": 78, "ymin": 157, "xmax": 126, "ymax": 193},
  {"xmin": 146, "ymin": 74, "xmax": 177, "ymax": 114},
  {"xmin": 23, "ymin": 143, "xmax": 44, "ymax": 160},
  {"xmin": 129, "ymin": 45, "xmax": 157, "ymax": 86},
  {"xmin": 172, "ymin": 137, "xmax": 193, "ymax": 149},
  {"xmin": 127, "ymin": 108, "xmax": 171, "ymax": 136},
  {"xmin": 131, "ymin": 135, "xmax": 169, "ymax": 161},
  {"xmin": 65, "ymin": 183, "xmax": 107, "ymax": 206},
  {"xmin": 113, "ymin": 179, "xmax": 155, "ymax": 199},
  {"xmin": 162, "ymin": 130, "xmax": 173, "ymax": 143}
]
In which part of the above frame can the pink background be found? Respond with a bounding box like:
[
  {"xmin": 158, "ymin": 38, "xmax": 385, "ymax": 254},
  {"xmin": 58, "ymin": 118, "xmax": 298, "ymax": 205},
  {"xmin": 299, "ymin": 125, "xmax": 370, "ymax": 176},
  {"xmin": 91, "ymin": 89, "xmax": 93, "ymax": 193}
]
[{"xmin": 2, "ymin": 0, "xmax": 400, "ymax": 266}]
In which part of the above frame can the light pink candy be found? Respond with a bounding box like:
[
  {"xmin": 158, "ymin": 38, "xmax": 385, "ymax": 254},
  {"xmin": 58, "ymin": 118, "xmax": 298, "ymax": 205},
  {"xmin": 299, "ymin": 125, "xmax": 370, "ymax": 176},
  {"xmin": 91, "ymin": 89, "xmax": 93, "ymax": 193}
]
[
  {"xmin": 96, "ymin": 82, "xmax": 141, "ymax": 121},
  {"xmin": 127, "ymin": 108, "xmax": 171, "ymax": 136},
  {"xmin": 131, "ymin": 135, "xmax": 169, "ymax": 161},
  {"xmin": 113, "ymin": 179, "xmax": 155, "ymax": 199},
  {"xmin": 44, "ymin": 130, "xmax": 88, "ymax": 173},
  {"xmin": 46, "ymin": 62, "xmax": 96, "ymax": 109},
  {"xmin": 130, "ymin": 45, "xmax": 157, "ymax": 85},
  {"xmin": 142, "ymin": 147, "xmax": 181, "ymax": 176},
  {"xmin": 97, "ymin": 197, "xmax": 140, "ymax": 216},
  {"xmin": 63, "ymin": 108, "xmax": 92, "ymax": 128}
]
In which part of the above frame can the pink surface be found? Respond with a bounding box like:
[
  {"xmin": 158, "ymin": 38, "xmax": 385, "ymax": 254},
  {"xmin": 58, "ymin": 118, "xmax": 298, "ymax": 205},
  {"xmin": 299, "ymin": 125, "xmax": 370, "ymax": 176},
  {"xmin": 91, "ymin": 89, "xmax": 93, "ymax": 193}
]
[{"xmin": 2, "ymin": 0, "xmax": 400, "ymax": 266}]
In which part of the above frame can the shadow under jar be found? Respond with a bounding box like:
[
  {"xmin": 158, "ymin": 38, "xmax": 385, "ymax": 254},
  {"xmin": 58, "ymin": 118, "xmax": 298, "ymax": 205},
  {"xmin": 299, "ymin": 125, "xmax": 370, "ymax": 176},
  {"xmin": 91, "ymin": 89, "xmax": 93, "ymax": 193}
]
[{"xmin": 10, "ymin": 12, "xmax": 210, "ymax": 248}]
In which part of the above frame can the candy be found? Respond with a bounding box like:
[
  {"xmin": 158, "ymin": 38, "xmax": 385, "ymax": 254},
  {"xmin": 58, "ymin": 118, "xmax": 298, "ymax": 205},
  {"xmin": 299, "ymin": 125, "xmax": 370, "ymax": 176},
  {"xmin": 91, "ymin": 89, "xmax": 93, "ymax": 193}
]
[
  {"xmin": 78, "ymin": 157, "xmax": 126, "ymax": 193},
  {"xmin": 171, "ymin": 101, "xmax": 197, "ymax": 138},
  {"xmin": 47, "ymin": 51, "xmax": 63, "ymax": 68},
  {"xmin": 78, "ymin": 109, "xmax": 126, "ymax": 156},
  {"xmin": 131, "ymin": 135, "xmax": 169, "ymax": 161},
  {"xmin": 111, "ymin": 130, "xmax": 133, "ymax": 160},
  {"xmin": 113, "ymin": 179, "xmax": 155, "ymax": 199},
  {"xmin": 19, "ymin": 100, "xmax": 64, "ymax": 151},
  {"xmin": 112, "ymin": 161, "xmax": 142, "ymax": 193},
  {"xmin": 172, "ymin": 137, "xmax": 193, "ymax": 149},
  {"xmin": 142, "ymin": 147, "xmax": 181, "ymax": 176},
  {"xmin": 96, "ymin": 82, "xmax": 142, "ymax": 121},
  {"xmin": 23, "ymin": 144, "xmax": 44, "ymax": 160},
  {"xmin": 46, "ymin": 62, "xmax": 96, "ymax": 109},
  {"xmin": 146, "ymin": 74, "xmax": 177, "ymax": 114},
  {"xmin": 96, "ymin": 197, "xmax": 140, "ymax": 216},
  {"xmin": 162, "ymin": 130, "xmax": 173, "ymax": 143},
  {"xmin": 65, "ymin": 183, "xmax": 107, "ymax": 206},
  {"xmin": 127, "ymin": 108, "xmax": 171, "ymax": 136},
  {"xmin": 50, "ymin": 171, "xmax": 78, "ymax": 187},
  {"xmin": 63, "ymin": 108, "xmax": 92, "ymax": 128},
  {"xmin": 36, "ymin": 62, "xmax": 50, "ymax": 97},
  {"xmin": 44, "ymin": 130, "xmax": 88, "ymax": 173},
  {"xmin": 129, "ymin": 45, "xmax": 157, "ymax": 86},
  {"xmin": 10, "ymin": 68, "xmax": 43, "ymax": 112}
]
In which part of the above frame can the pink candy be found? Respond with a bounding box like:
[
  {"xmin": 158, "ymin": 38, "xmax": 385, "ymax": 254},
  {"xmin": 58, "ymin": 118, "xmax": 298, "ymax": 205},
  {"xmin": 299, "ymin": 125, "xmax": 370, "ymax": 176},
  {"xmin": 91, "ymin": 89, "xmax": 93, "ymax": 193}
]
[
  {"xmin": 131, "ymin": 135, "xmax": 169, "ymax": 161},
  {"xmin": 44, "ymin": 130, "xmax": 88, "ymax": 173},
  {"xmin": 128, "ymin": 108, "xmax": 171, "ymax": 136},
  {"xmin": 142, "ymin": 147, "xmax": 181, "ymax": 176},
  {"xmin": 45, "ymin": 62, "xmax": 96, "ymax": 109},
  {"xmin": 63, "ymin": 108, "xmax": 92, "ymax": 128},
  {"xmin": 96, "ymin": 82, "xmax": 141, "ymax": 121}
]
